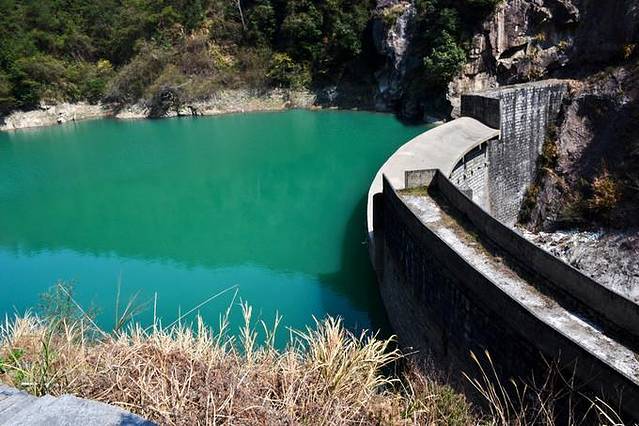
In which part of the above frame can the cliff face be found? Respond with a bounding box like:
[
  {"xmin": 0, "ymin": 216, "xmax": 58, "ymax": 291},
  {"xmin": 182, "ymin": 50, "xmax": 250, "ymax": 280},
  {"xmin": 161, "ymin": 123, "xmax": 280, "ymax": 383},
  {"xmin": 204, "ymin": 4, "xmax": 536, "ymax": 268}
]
[
  {"xmin": 371, "ymin": 0, "xmax": 417, "ymax": 111},
  {"xmin": 370, "ymin": 0, "xmax": 638, "ymax": 119},
  {"xmin": 448, "ymin": 0, "xmax": 639, "ymax": 116},
  {"xmin": 369, "ymin": 0, "xmax": 441, "ymax": 120},
  {"xmin": 443, "ymin": 0, "xmax": 639, "ymax": 295},
  {"xmin": 526, "ymin": 68, "xmax": 639, "ymax": 230}
]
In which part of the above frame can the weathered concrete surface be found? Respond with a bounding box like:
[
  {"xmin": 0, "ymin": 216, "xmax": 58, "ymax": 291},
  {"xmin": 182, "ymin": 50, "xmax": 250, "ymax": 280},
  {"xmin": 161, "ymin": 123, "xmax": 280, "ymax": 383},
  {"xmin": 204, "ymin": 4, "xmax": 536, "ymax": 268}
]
[
  {"xmin": 0, "ymin": 385, "xmax": 154, "ymax": 425},
  {"xmin": 403, "ymin": 183, "xmax": 639, "ymax": 385},
  {"xmin": 367, "ymin": 117, "xmax": 500, "ymax": 236},
  {"xmin": 376, "ymin": 174, "xmax": 639, "ymax": 421},
  {"xmin": 368, "ymin": 80, "xmax": 639, "ymax": 421},
  {"xmin": 462, "ymin": 80, "xmax": 569, "ymax": 225}
]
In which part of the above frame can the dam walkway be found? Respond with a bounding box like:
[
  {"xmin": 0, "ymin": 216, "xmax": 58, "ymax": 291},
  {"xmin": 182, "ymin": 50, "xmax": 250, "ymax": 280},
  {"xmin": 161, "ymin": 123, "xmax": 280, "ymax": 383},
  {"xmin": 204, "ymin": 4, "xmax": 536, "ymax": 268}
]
[{"xmin": 400, "ymin": 186, "xmax": 639, "ymax": 385}]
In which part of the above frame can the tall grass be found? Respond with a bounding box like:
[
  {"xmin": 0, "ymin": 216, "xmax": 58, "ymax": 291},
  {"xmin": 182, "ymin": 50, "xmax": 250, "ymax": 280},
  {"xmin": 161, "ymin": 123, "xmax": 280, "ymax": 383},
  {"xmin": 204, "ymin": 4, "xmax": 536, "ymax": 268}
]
[
  {"xmin": 0, "ymin": 306, "xmax": 483, "ymax": 425},
  {"xmin": 0, "ymin": 289, "xmax": 629, "ymax": 425}
]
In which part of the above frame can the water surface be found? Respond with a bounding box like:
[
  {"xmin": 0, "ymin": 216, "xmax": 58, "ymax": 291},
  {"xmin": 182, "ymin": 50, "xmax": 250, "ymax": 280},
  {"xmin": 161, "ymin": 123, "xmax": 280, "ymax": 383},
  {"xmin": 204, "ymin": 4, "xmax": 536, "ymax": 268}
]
[{"xmin": 0, "ymin": 110, "xmax": 429, "ymax": 339}]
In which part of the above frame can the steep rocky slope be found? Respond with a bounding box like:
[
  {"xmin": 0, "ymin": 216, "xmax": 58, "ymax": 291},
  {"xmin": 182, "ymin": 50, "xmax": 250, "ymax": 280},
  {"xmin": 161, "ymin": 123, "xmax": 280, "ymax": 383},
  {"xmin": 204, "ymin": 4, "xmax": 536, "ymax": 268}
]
[
  {"xmin": 519, "ymin": 66, "xmax": 639, "ymax": 298},
  {"xmin": 449, "ymin": 0, "xmax": 639, "ymax": 115},
  {"xmin": 408, "ymin": 0, "xmax": 639, "ymax": 297}
]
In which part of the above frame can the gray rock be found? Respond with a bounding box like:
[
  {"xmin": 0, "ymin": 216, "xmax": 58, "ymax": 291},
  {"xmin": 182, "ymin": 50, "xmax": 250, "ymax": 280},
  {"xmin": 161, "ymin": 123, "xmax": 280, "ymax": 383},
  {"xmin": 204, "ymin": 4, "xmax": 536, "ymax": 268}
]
[{"xmin": 0, "ymin": 386, "xmax": 154, "ymax": 426}]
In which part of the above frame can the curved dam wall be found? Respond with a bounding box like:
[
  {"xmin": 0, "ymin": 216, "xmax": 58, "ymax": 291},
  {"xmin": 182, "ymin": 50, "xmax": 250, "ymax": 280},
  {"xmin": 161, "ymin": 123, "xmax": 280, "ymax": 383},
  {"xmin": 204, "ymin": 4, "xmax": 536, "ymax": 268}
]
[{"xmin": 367, "ymin": 80, "xmax": 639, "ymax": 420}]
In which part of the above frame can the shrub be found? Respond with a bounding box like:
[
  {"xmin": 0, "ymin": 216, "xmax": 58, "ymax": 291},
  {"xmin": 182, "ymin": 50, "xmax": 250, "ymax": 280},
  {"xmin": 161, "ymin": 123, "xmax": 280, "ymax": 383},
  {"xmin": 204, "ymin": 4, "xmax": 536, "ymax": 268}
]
[
  {"xmin": 378, "ymin": 4, "xmax": 407, "ymax": 27},
  {"xmin": 11, "ymin": 54, "xmax": 67, "ymax": 105},
  {"xmin": 105, "ymin": 44, "xmax": 172, "ymax": 103},
  {"xmin": 267, "ymin": 52, "xmax": 311, "ymax": 89},
  {"xmin": 518, "ymin": 184, "xmax": 540, "ymax": 224},
  {"xmin": 423, "ymin": 31, "xmax": 467, "ymax": 85},
  {"xmin": 0, "ymin": 71, "xmax": 16, "ymax": 114},
  {"xmin": 540, "ymin": 125, "xmax": 559, "ymax": 171},
  {"xmin": 280, "ymin": 1, "xmax": 323, "ymax": 62},
  {"xmin": 588, "ymin": 163, "xmax": 622, "ymax": 220},
  {"xmin": 246, "ymin": 0, "xmax": 277, "ymax": 45}
]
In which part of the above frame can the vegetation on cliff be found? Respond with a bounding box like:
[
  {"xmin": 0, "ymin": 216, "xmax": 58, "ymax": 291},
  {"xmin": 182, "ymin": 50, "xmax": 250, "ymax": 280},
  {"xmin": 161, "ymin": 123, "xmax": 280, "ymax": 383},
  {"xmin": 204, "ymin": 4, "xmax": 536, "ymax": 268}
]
[{"xmin": 0, "ymin": 0, "xmax": 500, "ymax": 116}]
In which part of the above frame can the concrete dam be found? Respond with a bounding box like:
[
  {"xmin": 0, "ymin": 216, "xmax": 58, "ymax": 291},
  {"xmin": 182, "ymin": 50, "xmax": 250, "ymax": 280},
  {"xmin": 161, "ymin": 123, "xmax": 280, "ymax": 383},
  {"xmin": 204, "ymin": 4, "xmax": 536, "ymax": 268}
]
[{"xmin": 367, "ymin": 80, "xmax": 639, "ymax": 420}]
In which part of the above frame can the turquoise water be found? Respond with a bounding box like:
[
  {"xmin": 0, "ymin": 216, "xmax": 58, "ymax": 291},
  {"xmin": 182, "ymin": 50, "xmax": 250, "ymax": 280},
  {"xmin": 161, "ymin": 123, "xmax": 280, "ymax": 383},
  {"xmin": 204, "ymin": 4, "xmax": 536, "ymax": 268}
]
[{"xmin": 0, "ymin": 110, "xmax": 428, "ymax": 339}]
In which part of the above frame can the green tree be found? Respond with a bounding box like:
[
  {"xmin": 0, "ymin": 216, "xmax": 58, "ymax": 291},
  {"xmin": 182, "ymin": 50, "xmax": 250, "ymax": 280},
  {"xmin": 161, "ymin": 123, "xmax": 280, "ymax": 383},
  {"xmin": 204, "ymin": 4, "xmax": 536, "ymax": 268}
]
[
  {"xmin": 280, "ymin": 0, "xmax": 323, "ymax": 62},
  {"xmin": 423, "ymin": 31, "xmax": 466, "ymax": 85},
  {"xmin": 267, "ymin": 52, "xmax": 310, "ymax": 88},
  {"xmin": 0, "ymin": 71, "xmax": 16, "ymax": 113},
  {"xmin": 247, "ymin": 0, "xmax": 277, "ymax": 45}
]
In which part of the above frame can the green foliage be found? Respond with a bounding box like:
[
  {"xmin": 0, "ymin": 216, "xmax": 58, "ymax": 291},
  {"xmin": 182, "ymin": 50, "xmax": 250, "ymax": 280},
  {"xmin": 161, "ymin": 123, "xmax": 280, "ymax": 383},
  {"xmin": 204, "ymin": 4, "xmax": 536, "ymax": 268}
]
[
  {"xmin": 267, "ymin": 52, "xmax": 311, "ymax": 89},
  {"xmin": 0, "ymin": 71, "xmax": 16, "ymax": 113},
  {"xmin": 406, "ymin": 0, "xmax": 500, "ymax": 96},
  {"xmin": 106, "ymin": 44, "xmax": 171, "ymax": 103},
  {"xmin": 423, "ymin": 31, "xmax": 466, "ymax": 85},
  {"xmin": 0, "ymin": 348, "xmax": 25, "ymax": 375},
  {"xmin": 246, "ymin": 0, "xmax": 277, "ymax": 46},
  {"xmin": 280, "ymin": 0, "xmax": 324, "ymax": 62},
  {"xmin": 0, "ymin": 0, "xmax": 496, "ymax": 112}
]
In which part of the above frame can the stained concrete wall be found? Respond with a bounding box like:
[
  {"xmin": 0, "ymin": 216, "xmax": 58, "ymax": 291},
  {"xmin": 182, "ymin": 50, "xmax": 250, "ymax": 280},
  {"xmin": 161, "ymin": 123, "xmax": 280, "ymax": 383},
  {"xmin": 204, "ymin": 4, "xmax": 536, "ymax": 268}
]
[
  {"xmin": 462, "ymin": 81, "xmax": 568, "ymax": 225},
  {"xmin": 369, "ymin": 79, "xmax": 639, "ymax": 421},
  {"xmin": 449, "ymin": 143, "xmax": 490, "ymax": 210},
  {"xmin": 375, "ymin": 174, "xmax": 639, "ymax": 420}
]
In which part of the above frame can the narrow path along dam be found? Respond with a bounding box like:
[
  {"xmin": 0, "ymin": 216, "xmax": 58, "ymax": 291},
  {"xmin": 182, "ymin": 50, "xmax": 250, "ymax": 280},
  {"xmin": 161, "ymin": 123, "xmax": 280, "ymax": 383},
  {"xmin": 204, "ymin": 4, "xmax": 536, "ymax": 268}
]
[{"xmin": 367, "ymin": 80, "xmax": 639, "ymax": 420}]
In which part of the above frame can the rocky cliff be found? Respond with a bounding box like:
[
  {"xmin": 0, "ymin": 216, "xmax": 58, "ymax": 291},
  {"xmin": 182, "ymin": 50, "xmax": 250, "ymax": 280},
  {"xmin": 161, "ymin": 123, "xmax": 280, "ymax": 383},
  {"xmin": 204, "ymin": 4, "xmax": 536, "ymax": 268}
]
[
  {"xmin": 517, "ymin": 66, "xmax": 639, "ymax": 298},
  {"xmin": 448, "ymin": 0, "xmax": 639, "ymax": 116},
  {"xmin": 438, "ymin": 0, "xmax": 639, "ymax": 298},
  {"xmin": 370, "ymin": 0, "xmax": 417, "ymax": 112}
]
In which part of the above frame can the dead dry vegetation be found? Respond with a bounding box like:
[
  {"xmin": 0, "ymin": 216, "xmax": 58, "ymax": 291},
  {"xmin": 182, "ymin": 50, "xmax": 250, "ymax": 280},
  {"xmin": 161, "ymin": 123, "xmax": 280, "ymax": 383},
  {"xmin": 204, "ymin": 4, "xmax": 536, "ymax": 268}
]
[
  {"xmin": 0, "ymin": 291, "xmax": 628, "ymax": 425},
  {"xmin": 0, "ymin": 304, "xmax": 481, "ymax": 425}
]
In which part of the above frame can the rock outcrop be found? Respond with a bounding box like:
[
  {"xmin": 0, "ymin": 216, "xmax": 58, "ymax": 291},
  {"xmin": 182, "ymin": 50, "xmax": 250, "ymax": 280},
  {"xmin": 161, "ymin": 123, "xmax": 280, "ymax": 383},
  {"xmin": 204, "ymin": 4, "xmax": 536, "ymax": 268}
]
[
  {"xmin": 522, "ymin": 228, "xmax": 639, "ymax": 302},
  {"xmin": 448, "ymin": 0, "xmax": 639, "ymax": 116},
  {"xmin": 447, "ymin": 0, "xmax": 639, "ymax": 301},
  {"xmin": 1, "ymin": 89, "xmax": 317, "ymax": 131},
  {"xmin": 0, "ymin": 103, "xmax": 110, "ymax": 131},
  {"xmin": 525, "ymin": 67, "xmax": 639, "ymax": 230},
  {"xmin": 518, "ymin": 67, "xmax": 639, "ymax": 299},
  {"xmin": 371, "ymin": 0, "xmax": 417, "ymax": 111}
]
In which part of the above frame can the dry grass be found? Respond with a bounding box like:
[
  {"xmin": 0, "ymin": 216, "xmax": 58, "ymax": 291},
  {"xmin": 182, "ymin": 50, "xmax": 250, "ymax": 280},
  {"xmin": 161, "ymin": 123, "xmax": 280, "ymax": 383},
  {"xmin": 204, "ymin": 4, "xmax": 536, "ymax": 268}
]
[
  {"xmin": 0, "ymin": 303, "xmax": 628, "ymax": 425},
  {"xmin": 0, "ymin": 306, "xmax": 482, "ymax": 425}
]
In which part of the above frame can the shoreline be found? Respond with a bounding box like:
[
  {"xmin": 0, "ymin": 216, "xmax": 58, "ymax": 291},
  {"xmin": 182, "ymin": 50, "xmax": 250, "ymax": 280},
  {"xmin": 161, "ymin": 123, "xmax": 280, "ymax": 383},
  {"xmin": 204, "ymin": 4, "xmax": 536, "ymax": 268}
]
[{"xmin": 0, "ymin": 88, "xmax": 322, "ymax": 132}]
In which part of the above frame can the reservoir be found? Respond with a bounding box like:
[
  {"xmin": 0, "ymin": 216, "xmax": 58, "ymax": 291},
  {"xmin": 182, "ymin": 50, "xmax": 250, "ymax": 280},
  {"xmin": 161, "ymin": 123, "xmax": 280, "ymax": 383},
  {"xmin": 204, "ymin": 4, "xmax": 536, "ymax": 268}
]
[{"xmin": 0, "ymin": 110, "xmax": 429, "ymax": 338}]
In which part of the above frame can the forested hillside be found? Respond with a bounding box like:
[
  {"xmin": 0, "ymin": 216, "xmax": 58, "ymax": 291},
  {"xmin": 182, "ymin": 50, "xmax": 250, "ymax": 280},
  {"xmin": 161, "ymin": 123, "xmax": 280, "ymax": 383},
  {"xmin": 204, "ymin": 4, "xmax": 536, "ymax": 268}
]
[{"xmin": 0, "ymin": 0, "xmax": 498, "ymax": 115}]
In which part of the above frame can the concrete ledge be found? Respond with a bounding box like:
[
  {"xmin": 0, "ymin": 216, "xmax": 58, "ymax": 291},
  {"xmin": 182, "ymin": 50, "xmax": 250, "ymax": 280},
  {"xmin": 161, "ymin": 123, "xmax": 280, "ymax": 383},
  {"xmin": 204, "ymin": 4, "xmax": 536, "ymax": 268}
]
[
  {"xmin": 367, "ymin": 117, "xmax": 500, "ymax": 236},
  {"xmin": 431, "ymin": 171, "xmax": 639, "ymax": 342},
  {"xmin": 379, "ymin": 175, "xmax": 639, "ymax": 420}
]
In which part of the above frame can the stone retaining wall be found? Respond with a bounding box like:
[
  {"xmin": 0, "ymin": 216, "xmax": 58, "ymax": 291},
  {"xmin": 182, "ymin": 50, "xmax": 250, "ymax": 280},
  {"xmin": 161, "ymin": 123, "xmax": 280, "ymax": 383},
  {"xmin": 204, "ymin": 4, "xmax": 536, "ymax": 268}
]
[{"xmin": 462, "ymin": 81, "xmax": 568, "ymax": 224}]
